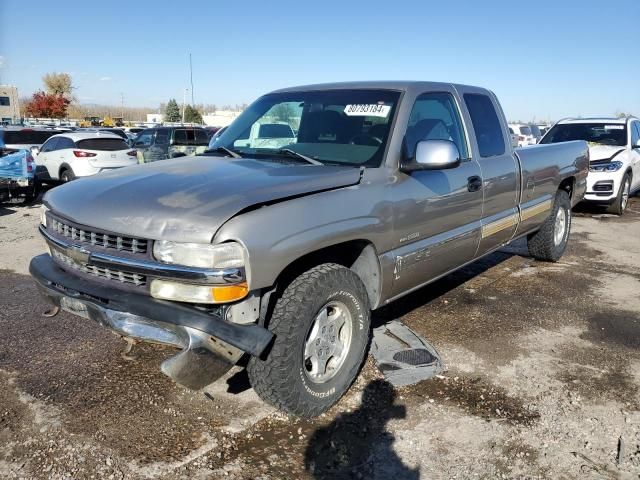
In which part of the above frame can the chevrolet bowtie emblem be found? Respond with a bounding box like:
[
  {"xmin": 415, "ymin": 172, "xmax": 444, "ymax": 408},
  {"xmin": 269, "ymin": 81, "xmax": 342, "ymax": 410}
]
[{"xmin": 67, "ymin": 245, "xmax": 91, "ymax": 264}]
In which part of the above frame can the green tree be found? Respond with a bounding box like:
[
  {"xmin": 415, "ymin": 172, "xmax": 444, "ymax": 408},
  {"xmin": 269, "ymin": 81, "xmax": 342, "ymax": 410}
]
[
  {"xmin": 183, "ymin": 104, "xmax": 203, "ymax": 124},
  {"xmin": 165, "ymin": 99, "xmax": 181, "ymax": 122}
]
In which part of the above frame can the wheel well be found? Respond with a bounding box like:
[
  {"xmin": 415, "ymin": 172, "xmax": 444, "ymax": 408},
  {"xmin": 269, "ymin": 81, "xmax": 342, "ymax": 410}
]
[
  {"xmin": 273, "ymin": 240, "xmax": 381, "ymax": 309},
  {"xmin": 558, "ymin": 176, "xmax": 575, "ymax": 198},
  {"xmin": 59, "ymin": 164, "xmax": 71, "ymax": 177}
]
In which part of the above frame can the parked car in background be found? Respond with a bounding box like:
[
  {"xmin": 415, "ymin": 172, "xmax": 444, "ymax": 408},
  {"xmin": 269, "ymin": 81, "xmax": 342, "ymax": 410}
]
[
  {"xmin": 84, "ymin": 128, "xmax": 130, "ymax": 143},
  {"xmin": 203, "ymin": 126, "xmax": 221, "ymax": 139},
  {"xmin": 508, "ymin": 127, "xmax": 519, "ymax": 148},
  {"xmin": 33, "ymin": 132, "xmax": 138, "ymax": 182},
  {"xmin": 509, "ymin": 123, "xmax": 537, "ymax": 147},
  {"xmin": 529, "ymin": 124, "xmax": 542, "ymax": 143},
  {"xmin": 132, "ymin": 126, "xmax": 209, "ymax": 162},
  {"xmin": 540, "ymin": 117, "xmax": 640, "ymax": 215},
  {"xmin": 207, "ymin": 126, "xmax": 227, "ymax": 148},
  {"xmin": 0, "ymin": 127, "xmax": 61, "ymax": 151},
  {"xmin": 0, "ymin": 138, "xmax": 37, "ymax": 202},
  {"xmin": 31, "ymin": 81, "xmax": 588, "ymax": 417},
  {"xmin": 538, "ymin": 124, "xmax": 550, "ymax": 137}
]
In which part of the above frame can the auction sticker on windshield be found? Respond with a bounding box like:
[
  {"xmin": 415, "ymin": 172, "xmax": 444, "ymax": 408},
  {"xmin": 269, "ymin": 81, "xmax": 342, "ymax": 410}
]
[
  {"xmin": 604, "ymin": 125, "xmax": 624, "ymax": 130},
  {"xmin": 344, "ymin": 104, "xmax": 391, "ymax": 118}
]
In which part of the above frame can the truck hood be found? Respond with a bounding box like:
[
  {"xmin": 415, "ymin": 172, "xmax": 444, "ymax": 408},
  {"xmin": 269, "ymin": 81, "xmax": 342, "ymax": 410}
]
[
  {"xmin": 588, "ymin": 145, "xmax": 625, "ymax": 163},
  {"xmin": 44, "ymin": 156, "xmax": 362, "ymax": 243}
]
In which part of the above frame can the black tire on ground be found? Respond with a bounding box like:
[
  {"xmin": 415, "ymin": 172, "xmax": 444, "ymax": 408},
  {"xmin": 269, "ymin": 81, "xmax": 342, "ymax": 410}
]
[
  {"xmin": 247, "ymin": 263, "xmax": 371, "ymax": 417},
  {"xmin": 527, "ymin": 190, "xmax": 572, "ymax": 262},
  {"xmin": 60, "ymin": 169, "xmax": 75, "ymax": 183},
  {"xmin": 606, "ymin": 172, "xmax": 631, "ymax": 216}
]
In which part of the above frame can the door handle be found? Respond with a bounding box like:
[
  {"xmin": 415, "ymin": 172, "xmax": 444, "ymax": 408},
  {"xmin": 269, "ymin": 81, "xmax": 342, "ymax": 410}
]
[{"xmin": 467, "ymin": 176, "xmax": 482, "ymax": 192}]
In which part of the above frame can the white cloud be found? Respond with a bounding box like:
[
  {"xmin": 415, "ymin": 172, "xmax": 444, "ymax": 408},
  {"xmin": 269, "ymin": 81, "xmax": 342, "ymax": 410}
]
[{"xmin": 99, "ymin": 76, "xmax": 111, "ymax": 81}]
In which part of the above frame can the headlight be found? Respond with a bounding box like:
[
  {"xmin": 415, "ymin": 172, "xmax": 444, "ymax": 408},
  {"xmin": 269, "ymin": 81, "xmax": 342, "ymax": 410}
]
[
  {"xmin": 153, "ymin": 240, "xmax": 245, "ymax": 269},
  {"xmin": 590, "ymin": 161, "xmax": 623, "ymax": 172},
  {"xmin": 150, "ymin": 280, "xmax": 248, "ymax": 304},
  {"xmin": 40, "ymin": 205, "xmax": 49, "ymax": 227}
]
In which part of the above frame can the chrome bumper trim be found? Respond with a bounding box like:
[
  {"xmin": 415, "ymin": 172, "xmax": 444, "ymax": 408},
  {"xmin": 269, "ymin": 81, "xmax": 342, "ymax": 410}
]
[{"xmin": 39, "ymin": 224, "xmax": 245, "ymax": 285}]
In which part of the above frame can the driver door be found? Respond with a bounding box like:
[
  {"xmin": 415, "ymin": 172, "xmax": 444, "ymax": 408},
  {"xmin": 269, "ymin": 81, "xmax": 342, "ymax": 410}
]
[{"xmin": 390, "ymin": 90, "xmax": 483, "ymax": 297}]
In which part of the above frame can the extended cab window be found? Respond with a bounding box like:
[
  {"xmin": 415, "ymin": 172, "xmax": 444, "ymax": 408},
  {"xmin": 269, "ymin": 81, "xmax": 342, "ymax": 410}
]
[
  {"xmin": 405, "ymin": 92, "xmax": 468, "ymax": 159},
  {"xmin": 464, "ymin": 94, "xmax": 506, "ymax": 157}
]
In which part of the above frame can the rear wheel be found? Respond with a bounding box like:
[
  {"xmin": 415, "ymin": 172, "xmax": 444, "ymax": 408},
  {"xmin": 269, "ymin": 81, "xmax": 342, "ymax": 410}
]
[
  {"xmin": 528, "ymin": 190, "xmax": 571, "ymax": 262},
  {"xmin": 60, "ymin": 169, "xmax": 75, "ymax": 183},
  {"xmin": 247, "ymin": 263, "xmax": 371, "ymax": 417},
  {"xmin": 606, "ymin": 173, "xmax": 631, "ymax": 216}
]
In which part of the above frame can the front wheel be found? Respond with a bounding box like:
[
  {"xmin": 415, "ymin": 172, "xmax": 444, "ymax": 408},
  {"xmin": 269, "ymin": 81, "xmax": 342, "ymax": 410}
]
[
  {"xmin": 606, "ymin": 173, "xmax": 631, "ymax": 216},
  {"xmin": 247, "ymin": 263, "xmax": 371, "ymax": 417},
  {"xmin": 528, "ymin": 190, "xmax": 571, "ymax": 262}
]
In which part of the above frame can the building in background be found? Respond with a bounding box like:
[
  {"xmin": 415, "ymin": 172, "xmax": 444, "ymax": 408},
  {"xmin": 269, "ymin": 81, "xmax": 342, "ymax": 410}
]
[
  {"xmin": 0, "ymin": 85, "xmax": 20, "ymax": 124},
  {"xmin": 146, "ymin": 113, "xmax": 165, "ymax": 124},
  {"xmin": 202, "ymin": 109, "xmax": 242, "ymax": 127}
]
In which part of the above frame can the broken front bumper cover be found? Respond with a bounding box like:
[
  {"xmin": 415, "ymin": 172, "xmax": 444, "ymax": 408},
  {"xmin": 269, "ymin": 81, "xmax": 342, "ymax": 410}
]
[{"xmin": 29, "ymin": 254, "xmax": 273, "ymax": 389}]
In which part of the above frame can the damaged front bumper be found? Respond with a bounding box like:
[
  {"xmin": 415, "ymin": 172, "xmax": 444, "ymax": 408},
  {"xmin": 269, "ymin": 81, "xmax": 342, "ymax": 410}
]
[{"xmin": 29, "ymin": 254, "xmax": 273, "ymax": 389}]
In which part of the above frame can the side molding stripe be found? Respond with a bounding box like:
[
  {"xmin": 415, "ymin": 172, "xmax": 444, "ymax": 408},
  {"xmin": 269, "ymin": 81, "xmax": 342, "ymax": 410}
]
[
  {"xmin": 481, "ymin": 213, "xmax": 519, "ymax": 239},
  {"xmin": 520, "ymin": 199, "xmax": 552, "ymax": 222}
]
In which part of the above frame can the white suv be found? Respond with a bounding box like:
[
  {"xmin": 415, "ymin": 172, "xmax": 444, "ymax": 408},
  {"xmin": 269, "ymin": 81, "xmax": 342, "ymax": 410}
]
[
  {"xmin": 34, "ymin": 132, "xmax": 138, "ymax": 182},
  {"xmin": 508, "ymin": 123, "xmax": 537, "ymax": 147},
  {"xmin": 540, "ymin": 117, "xmax": 640, "ymax": 215}
]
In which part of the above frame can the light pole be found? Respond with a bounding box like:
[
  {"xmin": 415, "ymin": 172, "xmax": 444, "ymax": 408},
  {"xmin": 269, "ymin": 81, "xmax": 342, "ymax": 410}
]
[{"xmin": 181, "ymin": 88, "xmax": 189, "ymax": 124}]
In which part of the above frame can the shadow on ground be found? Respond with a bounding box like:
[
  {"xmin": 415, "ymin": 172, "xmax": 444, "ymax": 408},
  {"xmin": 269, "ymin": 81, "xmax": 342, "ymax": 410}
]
[{"xmin": 304, "ymin": 379, "xmax": 419, "ymax": 480}]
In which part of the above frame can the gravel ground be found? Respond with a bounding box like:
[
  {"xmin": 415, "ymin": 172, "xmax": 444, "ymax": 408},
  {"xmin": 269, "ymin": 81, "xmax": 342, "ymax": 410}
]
[{"xmin": 0, "ymin": 195, "xmax": 639, "ymax": 479}]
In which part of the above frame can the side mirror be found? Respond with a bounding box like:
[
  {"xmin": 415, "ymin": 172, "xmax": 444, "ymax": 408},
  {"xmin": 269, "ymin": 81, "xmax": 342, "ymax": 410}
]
[
  {"xmin": 30, "ymin": 146, "xmax": 40, "ymax": 156},
  {"xmin": 401, "ymin": 140, "xmax": 461, "ymax": 172},
  {"xmin": 133, "ymin": 141, "xmax": 144, "ymax": 147}
]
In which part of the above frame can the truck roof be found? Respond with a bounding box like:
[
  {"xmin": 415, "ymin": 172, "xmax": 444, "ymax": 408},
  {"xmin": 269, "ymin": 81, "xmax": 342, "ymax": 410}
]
[{"xmin": 270, "ymin": 81, "xmax": 490, "ymax": 95}]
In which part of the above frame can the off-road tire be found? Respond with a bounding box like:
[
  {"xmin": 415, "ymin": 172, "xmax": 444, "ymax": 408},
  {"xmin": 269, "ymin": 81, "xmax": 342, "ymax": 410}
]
[
  {"xmin": 60, "ymin": 169, "xmax": 76, "ymax": 183},
  {"xmin": 247, "ymin": 263, "xmax": 371, "ymax": 417},
  {"xmin": 606, "ymin": 172, "xmax": 631, "ymax": 216},
  {"xmin": 528, "ymin": 190, "xmax": 571, "ymax": 262}
]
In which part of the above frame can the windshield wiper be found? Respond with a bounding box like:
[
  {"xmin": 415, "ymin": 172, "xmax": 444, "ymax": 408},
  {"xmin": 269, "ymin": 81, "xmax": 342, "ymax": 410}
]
[
  {"xmin": 276, "ymin": 148, "xmax": 323, "ymax": 166},
  {"xmin": 202, "ymin": 146, "xmax": 242, "ymax": 159}
]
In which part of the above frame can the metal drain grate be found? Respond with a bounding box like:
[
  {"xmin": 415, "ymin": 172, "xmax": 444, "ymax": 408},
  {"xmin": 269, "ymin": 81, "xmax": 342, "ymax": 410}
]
[{"xmin": 392, "ymin": 348, "xmax": 436, "ymax": 366}]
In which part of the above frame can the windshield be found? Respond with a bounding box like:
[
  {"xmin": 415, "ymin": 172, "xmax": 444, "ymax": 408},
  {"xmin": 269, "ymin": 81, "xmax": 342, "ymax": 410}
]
[
  {"xmin": 519, "ymin": 126, "xmax": 532, "ymax": 136},
  {"xmin": 540, "ymin": 123, "xmax": 627, "ymax": 147},
  {"xmin": 211, "ymin": 89, "xmax": 400, "ymax": 167}
]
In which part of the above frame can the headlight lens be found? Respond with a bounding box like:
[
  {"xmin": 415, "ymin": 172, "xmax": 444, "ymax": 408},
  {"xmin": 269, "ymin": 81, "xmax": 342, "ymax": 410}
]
[
  {"xmin": 590, "ymin": 161, "xmax": 623, "ymax": 172},
  {"xmin": 40, "ymin": 205, "xmax": 49, "ymax": 227},
  {"xmin": 150, "ymin": 280, "xmax": 248, "ymax": 304},
  {"xmin": 153, "ymin": 241, "xmax": 245, "ymax": 269}
]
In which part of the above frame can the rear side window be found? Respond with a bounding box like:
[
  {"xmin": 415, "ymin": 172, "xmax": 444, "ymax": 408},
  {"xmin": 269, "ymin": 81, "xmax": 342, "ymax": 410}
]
[
  {"xmin": 76, "ymin": 138, "xmax": 130, "ymax": 151},
  {"xmin": 56, "ymin": 137, "xmax": 76, "ymax": 149},
  {"xmin": 464, "ymin": 94, "xmax": 506, "ymax": 157},
  {"xmin": 173, "ymin": 129, "xmax": 209, "ymax": 146},
  {"xmin": 4, "ymin": 130, "xmax": 59, "ymax": 145}
]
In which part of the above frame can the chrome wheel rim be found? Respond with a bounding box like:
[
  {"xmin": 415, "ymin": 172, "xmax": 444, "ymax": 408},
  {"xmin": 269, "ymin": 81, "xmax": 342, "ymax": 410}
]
[
  {"xmin": 554, "ymin": 207, "xmax": 567, "ymax": 246},
  {"xmin": 303, "ymin": 301, "xmax": 353, "ymax": 384},
  {"xmin": 621, "ymin": 179, "xmax": 630, "ymax": 211}
]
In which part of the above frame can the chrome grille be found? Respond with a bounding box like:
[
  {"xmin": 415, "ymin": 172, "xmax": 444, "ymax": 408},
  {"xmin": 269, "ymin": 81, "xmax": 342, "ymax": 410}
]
[
  {"xmin": 51, "ymin": 248, "xmax": 147, "ymax": 286},
  {"xmin": 49, "ymin": 217, "xmax": 148, "ymax": 254}
]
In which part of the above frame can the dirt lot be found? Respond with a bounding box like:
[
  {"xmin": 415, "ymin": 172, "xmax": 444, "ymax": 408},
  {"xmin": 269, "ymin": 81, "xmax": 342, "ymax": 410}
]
[{"xmin": 1, "ymin": 196, "xmax": 639, "ymax": 479}]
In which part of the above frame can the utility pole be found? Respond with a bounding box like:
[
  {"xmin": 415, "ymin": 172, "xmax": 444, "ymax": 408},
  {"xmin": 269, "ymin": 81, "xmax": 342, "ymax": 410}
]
[{"xmin": 189, "ymin": 53, "xmax": 194, "ymax": 106}]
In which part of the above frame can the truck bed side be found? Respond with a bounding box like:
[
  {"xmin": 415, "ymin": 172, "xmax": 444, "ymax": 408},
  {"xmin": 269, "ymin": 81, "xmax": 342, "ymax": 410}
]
[{"xmin": 514, "ymin": 141, "xmax": 589, "ymax": 235}]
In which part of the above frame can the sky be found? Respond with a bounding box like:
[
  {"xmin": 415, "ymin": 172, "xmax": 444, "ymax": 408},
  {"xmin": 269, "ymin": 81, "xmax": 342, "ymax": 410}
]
[{"xmin": 1, "ymin": 0, "xmax": 639, "ymax": 121}]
